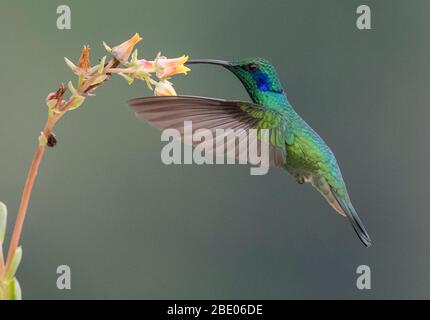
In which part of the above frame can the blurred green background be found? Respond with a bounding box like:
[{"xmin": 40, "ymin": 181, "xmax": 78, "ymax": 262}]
[{"xmin": 0, "ymin": 0, "xmax": 429, "ymax": 299}]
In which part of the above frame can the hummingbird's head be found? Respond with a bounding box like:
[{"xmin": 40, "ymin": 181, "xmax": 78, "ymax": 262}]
[{"xmin": 186, "ymin": 57, "xmax": 285, "ymax": 104}]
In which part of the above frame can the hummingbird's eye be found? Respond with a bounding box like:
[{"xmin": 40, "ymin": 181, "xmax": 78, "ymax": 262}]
[{"xmin": 242, "ymin": 63, "xmax": 259, "ymax": 72}]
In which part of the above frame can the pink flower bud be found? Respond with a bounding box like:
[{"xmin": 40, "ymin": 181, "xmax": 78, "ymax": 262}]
[
  {"xmin": 154, "ymin": 80, "xmax": 177, "ymax": 96},
  {"xmin": 109, "ymin": 33, "xmax": 143, "ymax": 63}
]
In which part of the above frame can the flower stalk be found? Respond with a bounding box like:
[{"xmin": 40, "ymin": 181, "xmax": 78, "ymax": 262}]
[{"xmin": 0, "ymin": 33, "xmax": 190, "ymax": 299}]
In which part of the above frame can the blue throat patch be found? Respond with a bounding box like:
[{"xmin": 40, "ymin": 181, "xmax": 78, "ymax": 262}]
[
  {"xmin": 253, "ymin": 71, "xmax": 270, "ymax": 91},
  {"xmin": 252, "ymin": 71, "xmax": 283, "ymax": 94}
]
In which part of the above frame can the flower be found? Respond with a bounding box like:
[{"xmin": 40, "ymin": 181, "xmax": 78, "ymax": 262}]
[
  {"xmin": 126, "ymin": 58, "xmax": 155, "ymax": 80},
  {"xmin": 154, "ymin": 80, "xmax": 177, "ymax": 96},
  {"xmin": 104, "ymin": 33, "xmax": 142, "ymax": 63},
  {"xmin": 64, "ymin": 46, "xmax": 96, "ymax": 77},
  {"xmin": 154, "ymin": 54, "xmax": 190, "ymax": 79},
  {"xmin": 110, "ymin": 58, "xmax": 154, "ymax": 86},
  {"xmin": 135, "ymin": 59, "xmax": 156, "ymax": 72},
  {"xmin": 78, "ymin": 46, "xmax": 91, "ymax": 71}
]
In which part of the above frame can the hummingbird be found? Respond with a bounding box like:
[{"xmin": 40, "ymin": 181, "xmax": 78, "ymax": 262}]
[{"xmin": 127, "ymin": 58, "xmax": 372, "ymax": 247}]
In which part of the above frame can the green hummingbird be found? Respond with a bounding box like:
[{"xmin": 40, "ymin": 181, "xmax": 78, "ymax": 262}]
[{"xmin": 128, "ymin": 58, "xmax": 372, "ymax": 247}]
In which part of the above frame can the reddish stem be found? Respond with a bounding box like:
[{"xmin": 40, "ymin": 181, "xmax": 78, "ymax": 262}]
[
  {"xmin": 1, "ymin": 60, "xmax": 122, "ymax": 280},
  {"xmin": 4, "ymin": 143, "xmax": 46, "ymax": 272},
  {"xmin": 3, "ymin": 114, "xmax": 59, "ymax": 274}
]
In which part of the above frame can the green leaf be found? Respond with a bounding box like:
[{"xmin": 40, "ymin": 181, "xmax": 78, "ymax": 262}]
[
  {"xmin": 4, "ymin": 247, "xmax": 22, "ymax": 281},
  {"xmin": 98, "ymin": 56, "xmax": 107, "ymax": 73},
  {"xmin": 68, "ymin": 95, "xmax": 86, "ymax": 111},
  {"xmin": 77, "ymin": 75, "xmax": 84, "ymax": 89},
  {"xmin": 118, "ymin": 73, "xmax": 134, "ymax": 85},
  {"xmin": 102, "ymin": 41, "xmax": 112, "ymax": 53},
  {"xmin": 64, "ymin": 57, "xmax": 77, "ymax": 72},
  {"xmin": 67, "ymin": 81, "xmax": 78, "ymax": 96},
  {"xmin": 0, "ymin": 201, "xmax": 6, "ymax": 243},
  {"xmin": 90, "ymin": 74, "xmax": 108, "ymax": 86},
  {"xmin": 7, "ymin": 278, "xmax": 22, "ymax": 300},
  {"xmin": 130, "ymin": 49, "xmax": 138, "ymax": 64}
]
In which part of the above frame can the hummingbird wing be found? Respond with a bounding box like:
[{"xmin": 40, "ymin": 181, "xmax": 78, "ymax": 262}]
[{"xmin": 127, "ymin": 95, "xmax": 291, "ymax": 167}]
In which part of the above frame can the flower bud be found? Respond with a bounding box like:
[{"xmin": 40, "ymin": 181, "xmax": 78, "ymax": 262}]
[
  {"xmin": 65, "ymin": 46, "xmax": 94, "ymax": 77},
  {"xmin": 105, "ymin": 33, "xmax": 142, "ymax": 63},
  {"xmin": 154, "ymin": 80, "xmax": 177, "ymax": 96},
  {"xmin": 78, "ymin": 45, "xmax": 91, "ymax": 71}
]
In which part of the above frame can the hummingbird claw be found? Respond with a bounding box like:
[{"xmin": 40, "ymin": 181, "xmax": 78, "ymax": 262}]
[{"xmin": 296, "ymin": 176, "xmax": 305, "ymax": 184}]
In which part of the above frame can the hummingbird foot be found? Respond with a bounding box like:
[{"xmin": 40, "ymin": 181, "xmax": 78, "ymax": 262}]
[{"xmin": 295, "ymin": 175, "xmax": 305, "ymax": 184}]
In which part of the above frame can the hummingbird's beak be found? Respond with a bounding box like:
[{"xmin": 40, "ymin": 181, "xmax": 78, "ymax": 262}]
[{"xmin": 186, "ymin": 59, "xmax": 232, "ymax": 68}]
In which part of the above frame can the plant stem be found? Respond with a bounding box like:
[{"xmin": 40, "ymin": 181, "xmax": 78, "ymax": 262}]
[
  {"xmin": 3, "ymin": 117, "xmax": 55, "ymax": 273},
  {"xmin": 5, "ymin": 147, "xmax": 45, "ymax": 270},
  {"xmin": 2, "ymin": 60, "xmax": 117, "ymax": 275}
]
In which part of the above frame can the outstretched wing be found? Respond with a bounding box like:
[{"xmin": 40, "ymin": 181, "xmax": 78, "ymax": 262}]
[{"xmin": 127, "ymin": 95, "xmax": 292, "ymax": 167}]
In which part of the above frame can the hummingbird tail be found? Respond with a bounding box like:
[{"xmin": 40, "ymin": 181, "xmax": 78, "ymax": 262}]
[{"xmin": 331, "ymin": 189, "xmax": 372, "ymax": 247}]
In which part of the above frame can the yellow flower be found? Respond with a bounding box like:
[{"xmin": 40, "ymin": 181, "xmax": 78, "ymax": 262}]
[
  {"xmin": 154, "ymin": 54, "xmax": 190, "ymax": 79},
  {"xmin": 105, "ymin": 33, "xmax": 143, "ymax": 63},
  {"xmin": 154, "ymin": 80, "xmax": 177, "ymax": 96}
]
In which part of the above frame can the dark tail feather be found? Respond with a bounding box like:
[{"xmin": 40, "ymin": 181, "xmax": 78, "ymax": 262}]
[{"xmin": 332, "ymin": 190, "xmax": 372, "ymax": 247}]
